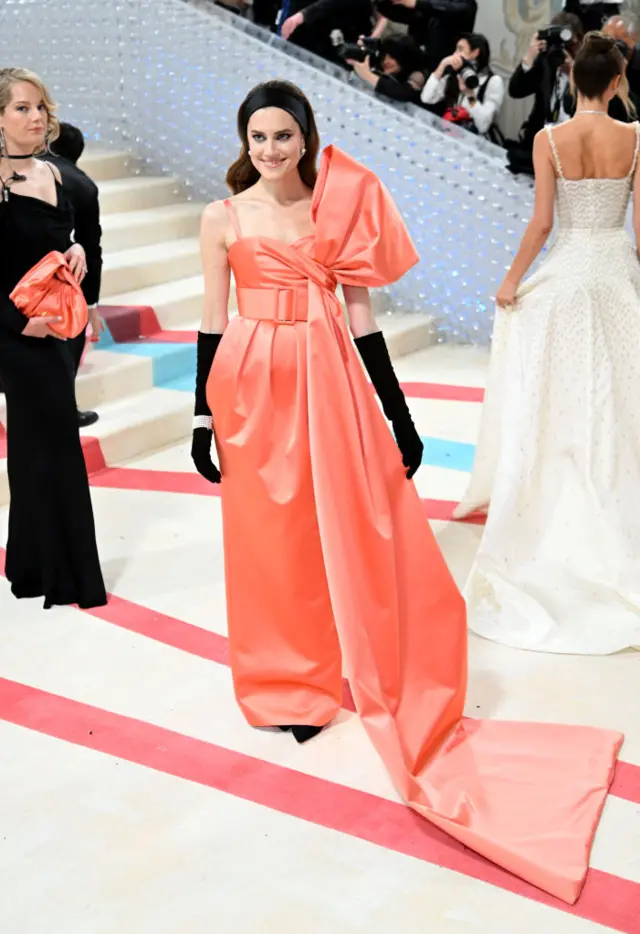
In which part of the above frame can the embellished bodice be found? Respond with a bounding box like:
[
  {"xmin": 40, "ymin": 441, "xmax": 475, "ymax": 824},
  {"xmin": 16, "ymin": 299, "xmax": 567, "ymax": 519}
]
[{"xmin": 546, "ymin": 124, "xmax": 640, "ymax": 232}]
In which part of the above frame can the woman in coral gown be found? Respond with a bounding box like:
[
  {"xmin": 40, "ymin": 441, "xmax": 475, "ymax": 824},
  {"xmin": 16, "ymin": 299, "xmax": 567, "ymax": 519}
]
[
  {"xmin": 192, "ymin": 79, "xmax": 623, "ymax": 903},
  {"xmin": 456, "ymin": 33, "xmax": 640, "ymax": 655}
]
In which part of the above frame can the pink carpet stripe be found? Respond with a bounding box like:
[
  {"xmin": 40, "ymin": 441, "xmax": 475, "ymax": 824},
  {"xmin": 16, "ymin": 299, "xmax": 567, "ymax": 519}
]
[
  {"xmin": 88, "ymin": 466, "xmax": 487, "ymax": 525},
  {"xmin": 82, "ymin": 590, "xmax": 639, "ymax": 807},
  {"xmin": 0, "ymin": 544, "xmax": 636, "ymax": 806},
  {"xmin": 0, "ymin": 677, "xmax": 637, "ymax": 931}
]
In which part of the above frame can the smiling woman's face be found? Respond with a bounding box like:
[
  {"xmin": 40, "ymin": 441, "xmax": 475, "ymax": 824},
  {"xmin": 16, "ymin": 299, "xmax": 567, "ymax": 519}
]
[{"xmin": 246, "ymin": 107, "xmax": 304, "ymax": 181}]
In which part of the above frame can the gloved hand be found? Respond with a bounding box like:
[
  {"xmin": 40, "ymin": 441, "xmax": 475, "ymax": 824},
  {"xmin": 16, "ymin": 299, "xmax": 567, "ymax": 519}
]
[
  {"xmin": 191, "ymin": 427, "xmax": 221, "ymax": 484},
  {"xmin": 354, "ymin": 330, "xmax": 423, "ymax": 480},
  {"xmin": 390, "ymin": 415, "xmax": 424, "ymax": 480},
  {"xmin": 192, "ymin": 331, "xmax": 223, "ymax": 484}
]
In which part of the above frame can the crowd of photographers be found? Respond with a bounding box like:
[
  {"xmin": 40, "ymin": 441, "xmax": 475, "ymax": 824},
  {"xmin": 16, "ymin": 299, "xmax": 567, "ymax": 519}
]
[{"xmin": 213, "ymin": 0, "xmax": 640, "ymax": 172}]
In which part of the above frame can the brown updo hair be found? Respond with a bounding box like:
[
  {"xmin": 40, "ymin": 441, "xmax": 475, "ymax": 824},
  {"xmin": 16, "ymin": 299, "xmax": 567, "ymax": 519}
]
[
  {"xmin": 572, "ymin": 31, "xmax": 634, "ymax": 114},
  {"xmin": 226, "ymin": 80, "xmax": 320, "ymax": 194}
]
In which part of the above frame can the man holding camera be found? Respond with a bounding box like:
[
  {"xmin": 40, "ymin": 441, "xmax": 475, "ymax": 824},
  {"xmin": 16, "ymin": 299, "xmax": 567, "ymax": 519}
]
[
  {"xmin": 279, "ymin": 0, "xmax": 374, "ymax": 62},
  {"xmin": 374, "ymin": 0, "xmax": 477, "ymax": 74},
  {"xmin": 508, "ymin": 12, "xmax": 584, "ymax": 148},
  {"xmin": 347, "ymin": 34, "xmax": 427, "ymax": 102}
]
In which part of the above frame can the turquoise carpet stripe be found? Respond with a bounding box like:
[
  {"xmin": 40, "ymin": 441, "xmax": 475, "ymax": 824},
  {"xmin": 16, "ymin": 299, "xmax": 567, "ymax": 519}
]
[
  {"xmin": 421, "ymin": 436, "xmax": 474, "ymax": 472},
  {"xmin": 102, "ymin": 345, "xmax": 475, "ymax": 472}
]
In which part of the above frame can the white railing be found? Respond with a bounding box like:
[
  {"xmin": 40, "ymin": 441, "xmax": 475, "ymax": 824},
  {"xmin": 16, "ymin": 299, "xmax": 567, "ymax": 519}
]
[{"xmin": 0, "ymin": 0, "xmax": 537, "ymax": 342}]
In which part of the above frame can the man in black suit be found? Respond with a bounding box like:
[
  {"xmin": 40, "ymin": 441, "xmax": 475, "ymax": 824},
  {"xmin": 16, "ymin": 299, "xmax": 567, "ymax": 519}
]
[
  {"xmin": 508, "ymin": 12, "xmax": 584, "ymax": 148},
  {"xmin": 43, "ymin": 124, "xmax": 103, "ymax": 428},
  {"xmin": 563, "ymin": 0, "xmax": 621, "ymax": 33},
  {"xmin": 374, "ymin": 0, "xmax": 477, "ymax": 75},
  {"xmin": 280, "ymin": 0, "xmax": 375, "ymax": 63}
]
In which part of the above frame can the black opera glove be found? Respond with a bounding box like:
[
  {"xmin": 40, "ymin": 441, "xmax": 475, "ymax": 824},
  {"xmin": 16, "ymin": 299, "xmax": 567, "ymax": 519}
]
[
  {"xmin": 191, "ymin": 331, "xmax": 223, "ymax": 484},
  {"xmin": 354, "ymin": 331, "xmax": 424, "ymax": 480}
]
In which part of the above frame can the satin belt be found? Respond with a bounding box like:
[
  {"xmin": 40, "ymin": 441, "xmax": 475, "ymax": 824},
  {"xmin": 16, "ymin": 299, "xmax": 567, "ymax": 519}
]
[{"xmin": 237, "ymin": 287, "xmax": 310, "ymax": 325}]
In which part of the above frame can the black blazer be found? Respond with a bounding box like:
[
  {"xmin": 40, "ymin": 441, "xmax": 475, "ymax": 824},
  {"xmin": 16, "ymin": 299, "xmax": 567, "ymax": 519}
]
[
  {"xmin": 376, "ymin": 0, "xmax": 477, "ymax": 74},
  {"xmin": 508, "ymin": 56, "xmax": 562, "ymax": 146},
  {"xmin": 288, "ymin": 0, "xmax": 375, "ymax": 62},
  {"xmin": 41, "ymin": 153, "xmax": 103, "ymax": 306}
]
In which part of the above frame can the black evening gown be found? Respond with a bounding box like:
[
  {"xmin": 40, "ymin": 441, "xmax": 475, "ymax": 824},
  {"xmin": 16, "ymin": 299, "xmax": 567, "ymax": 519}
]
[{"xmin": 0, "ymin": 180, "xmax": 107, "ymax": 609}]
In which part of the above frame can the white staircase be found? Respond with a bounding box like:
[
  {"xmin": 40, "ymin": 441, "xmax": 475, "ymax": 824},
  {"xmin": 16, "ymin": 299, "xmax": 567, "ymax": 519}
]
[{"xmin": 0, "ymin": 150, "xmax": 436, "ymax": 506}]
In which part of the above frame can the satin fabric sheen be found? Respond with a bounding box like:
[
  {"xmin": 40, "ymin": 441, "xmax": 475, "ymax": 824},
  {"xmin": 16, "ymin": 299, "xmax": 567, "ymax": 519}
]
[
  {"xmin": 207, "ymin": 145, "xmax": 623, "ymax": 904},
  {"xmin": 10, "ymin": 250, "xmax": 88, "ymax": 339}
]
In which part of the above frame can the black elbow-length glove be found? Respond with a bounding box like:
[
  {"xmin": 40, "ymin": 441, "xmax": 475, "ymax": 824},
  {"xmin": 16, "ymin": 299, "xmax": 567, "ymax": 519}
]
[
  {"xmin": 354, "ymin": 331, "xmax": 424, "ymax": 479},
  {"xmin": 192, "ymin": 332, "xmax": 223, "ymax": 484}
]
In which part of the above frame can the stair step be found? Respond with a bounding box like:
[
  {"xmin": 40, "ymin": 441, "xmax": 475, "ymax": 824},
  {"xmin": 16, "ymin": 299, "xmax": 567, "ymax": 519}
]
[
  {"xmin": 104, "ymin": 276, "xmax": 207, "ymax": 329},
  {"xmin": 85, "ymin": 387, "xmax": 193, "ymax": 468},
  {"xmin": 97, "ymin": 176, "xmax": 184, "ymax": 215},
  {"xmin": 80, "ymin": 150, "xmax": 138, "ymax": 182},
  {"xmin": 377, "ymin": 313, "xmax": 436, "ymax": 359},
  {"xmin": 101, "ymin": 203, "xmax": 204, "ymax": 252},
  {"xmin": 0, "ymin": 387, "xmax": 193, "ymax": 507},
  {"xmin": 100, "ymin": 238, "xmax": 201, "ymax": 297},
  {"xmin": 76, "ymin": 349, "xmax": 154, "ymax": 411}
]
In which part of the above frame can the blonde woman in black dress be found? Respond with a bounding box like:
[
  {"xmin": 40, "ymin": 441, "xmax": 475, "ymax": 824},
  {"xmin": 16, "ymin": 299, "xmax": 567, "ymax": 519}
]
[{"xmin": 0, "ymin": 67, "xmax": 106, "ymax": 608}]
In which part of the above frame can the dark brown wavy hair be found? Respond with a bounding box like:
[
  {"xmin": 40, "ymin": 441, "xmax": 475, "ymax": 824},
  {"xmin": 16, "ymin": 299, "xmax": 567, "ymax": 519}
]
[
  {"xmin": 226, "ymin": 80, "xmax": 320, "ymax": 194},
  {"xmin": 572, "ymin": 31, "xmax": 635, "ymax": 115}
]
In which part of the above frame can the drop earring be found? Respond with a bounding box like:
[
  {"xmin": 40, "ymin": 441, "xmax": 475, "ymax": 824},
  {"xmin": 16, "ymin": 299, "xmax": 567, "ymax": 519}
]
[
  {"xmin": 0, "ymin": 128, "xmax": 5, "ymax": 158},
  {"xmin": 300, "ymin": 146, "xmax": 306, "ymax": 157}
]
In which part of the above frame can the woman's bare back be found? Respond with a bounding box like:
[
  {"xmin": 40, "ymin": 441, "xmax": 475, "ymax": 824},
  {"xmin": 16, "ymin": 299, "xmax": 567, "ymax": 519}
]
[{"xmin": 550, "ymin": 116, "xmax": 638, "ymax": 181}]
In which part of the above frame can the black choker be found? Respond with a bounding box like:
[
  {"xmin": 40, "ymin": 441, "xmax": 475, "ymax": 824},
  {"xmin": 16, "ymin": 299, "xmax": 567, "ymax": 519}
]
[{"xmin": 5, "ymin": 153, "xmax": 34, "ymax": 160}]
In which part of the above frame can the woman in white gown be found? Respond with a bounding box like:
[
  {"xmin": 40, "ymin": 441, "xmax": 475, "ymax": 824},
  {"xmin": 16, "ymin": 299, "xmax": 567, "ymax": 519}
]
[{"xmin": 455, "ymin": 32, "xmax": 640, "ymax": 655}]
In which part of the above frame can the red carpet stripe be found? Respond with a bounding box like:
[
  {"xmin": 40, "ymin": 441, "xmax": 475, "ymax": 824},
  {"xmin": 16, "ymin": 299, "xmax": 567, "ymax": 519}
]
[
  {"xmin": 88, "ymin": 466, "xmax": 487, "ymax": 525},
  {"xmin": 0, "ymin": 676, "xmax": 638, "ymax": 931},
  {"xmin": 83, "ymin": 591, "xmax": 639, "ymax": 807},
  {"xmin": 0, "ymin": 543, "xmax": 637, "ymax": 806}
]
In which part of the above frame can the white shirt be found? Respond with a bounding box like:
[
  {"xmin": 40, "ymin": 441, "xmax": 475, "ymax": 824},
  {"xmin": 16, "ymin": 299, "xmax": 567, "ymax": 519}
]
[{"xmin": 420, "ymin": 71, "xmax": 505, "ymax": 136}]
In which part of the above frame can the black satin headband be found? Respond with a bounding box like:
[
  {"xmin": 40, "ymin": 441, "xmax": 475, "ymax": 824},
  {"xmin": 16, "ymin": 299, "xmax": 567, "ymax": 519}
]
[{"xmin": 243, "ymin": 87, "xmax": 309, "ymax": 136}]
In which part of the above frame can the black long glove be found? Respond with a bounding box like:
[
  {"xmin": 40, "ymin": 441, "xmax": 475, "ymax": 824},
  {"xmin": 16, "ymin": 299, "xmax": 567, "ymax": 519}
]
[
  {"xmin": 354, "ymin": 331, "xmax": 424, "ymax": 480},
  {"xmin": 192, "ymin": 332, "xmax": 223, "ymax": 484}
]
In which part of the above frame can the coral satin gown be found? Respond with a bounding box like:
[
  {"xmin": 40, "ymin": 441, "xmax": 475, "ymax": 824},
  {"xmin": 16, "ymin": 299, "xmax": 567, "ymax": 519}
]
[{"xmin": 207, "ymin": 145, "xmax": 623, "ymax": 904}]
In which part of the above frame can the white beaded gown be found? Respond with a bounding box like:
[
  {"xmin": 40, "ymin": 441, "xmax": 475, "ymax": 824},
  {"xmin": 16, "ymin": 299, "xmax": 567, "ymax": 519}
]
[{"xmin": 455, "ymin": 123, "xmax": 640, "ymax": 655}]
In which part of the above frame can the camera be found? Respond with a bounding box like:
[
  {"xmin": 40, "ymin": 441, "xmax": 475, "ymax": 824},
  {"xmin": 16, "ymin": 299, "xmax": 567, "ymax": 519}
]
[
  {"xmin": 331, "ymin": 30, "xmax": 383, "ymax": 70},
  {"xmin": 538, "ymin": 25, "xmax": 573, "ymax": 48},
  {"xmin": 444, "ymin": 57, "xmax": 479, "ymax": 91}
]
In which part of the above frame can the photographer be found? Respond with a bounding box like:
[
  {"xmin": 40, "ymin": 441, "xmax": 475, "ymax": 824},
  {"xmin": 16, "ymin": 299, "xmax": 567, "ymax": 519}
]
[
  {"xmin": 347, "ymin": 34, "xmax": 426, "ymax": 102},
  {"xmin": 508, "ymin": 12, "xmax": 584, "ymax": 146},
  {"xmin": 421, "ymin": 33, "xmax": 504, "ymax": 138},
  {"xmin": 604, "ymin": 13, "xmax": 640, "ymax": 103},
  {"xmin": 280, "ymin": 0, "xmax": 374, "ymax": 62},
  {"xmin": 374, "ymin": 0, "xmax": 477, "ymax": 74}
]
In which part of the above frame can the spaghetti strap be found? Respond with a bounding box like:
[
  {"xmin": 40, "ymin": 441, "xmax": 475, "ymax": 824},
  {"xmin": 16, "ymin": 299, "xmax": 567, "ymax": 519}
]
[
  {"xmin": 629, "ymin": 122, "xmax": 640, "ymax": 179},
  {"xmin": 44, "ymin": 161, "xmax": 60, "ymax": 184},
  {"xmin": 223, "ymin": 198, "xmax": 243, "ymax": 241},
  {"xmin": 545, "ymin": 125, "xmax": 563, "ymax": 179}
]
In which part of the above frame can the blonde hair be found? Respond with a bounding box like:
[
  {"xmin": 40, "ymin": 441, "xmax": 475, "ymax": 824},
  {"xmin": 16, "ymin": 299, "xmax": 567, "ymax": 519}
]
[{"xmin": 0, "ymin": 67, "xmax": 60, "ymax": 153}]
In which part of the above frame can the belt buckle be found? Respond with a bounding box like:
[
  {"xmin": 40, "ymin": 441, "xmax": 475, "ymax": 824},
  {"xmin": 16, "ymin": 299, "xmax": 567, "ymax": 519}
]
[{"xmin": 277, "ymin": 289, "xmax": 296, "ymax": 325}]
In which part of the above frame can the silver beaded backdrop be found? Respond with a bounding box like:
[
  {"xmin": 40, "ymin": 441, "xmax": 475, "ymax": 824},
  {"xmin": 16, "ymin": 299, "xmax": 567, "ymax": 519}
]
[{"xmin": 0, "ymin": 0, "xmax": 538, "ymax": 343}]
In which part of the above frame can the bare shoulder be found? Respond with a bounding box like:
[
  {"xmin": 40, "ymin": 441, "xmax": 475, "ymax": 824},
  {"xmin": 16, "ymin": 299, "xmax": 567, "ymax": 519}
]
[
  {"xmin": 201, "ymin": 199, "xmax": 230, "ymax": 241},
  {"xmin": 532, "ymin": 127, "xmax": 552, "ymax": 156}
]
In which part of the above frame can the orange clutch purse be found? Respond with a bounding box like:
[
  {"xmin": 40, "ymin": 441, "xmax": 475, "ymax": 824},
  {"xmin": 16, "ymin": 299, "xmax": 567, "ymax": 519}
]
[{"xmin": 10, "ymin": 250, "xmax": 88, "ymax": 339}]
